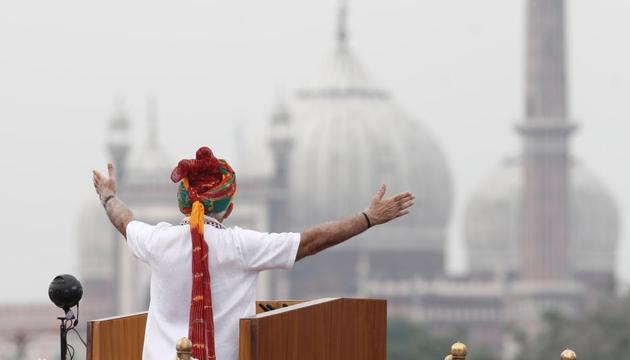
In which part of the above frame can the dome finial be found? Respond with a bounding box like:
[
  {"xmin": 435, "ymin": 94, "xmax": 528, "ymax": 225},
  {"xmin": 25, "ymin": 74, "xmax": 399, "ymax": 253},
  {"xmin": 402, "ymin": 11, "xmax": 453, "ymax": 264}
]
[
  {"xmin": 336, "ymin": 0, "xmax": 349, "ymax": 50},
  {"xmin": 560, "ymin": 348, "xmax": 577, "ymax": 360}
]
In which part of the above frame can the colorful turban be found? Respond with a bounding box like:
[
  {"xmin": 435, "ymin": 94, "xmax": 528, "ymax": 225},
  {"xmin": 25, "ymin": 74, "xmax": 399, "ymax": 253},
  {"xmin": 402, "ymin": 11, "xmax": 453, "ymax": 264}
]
[
  {"xmin": 170, "ymin": 146, "xmax": 237, "ymax": 360},
  {"xmin": 171, "ymin": 146, "xmax": 237, "ymax": 217}
]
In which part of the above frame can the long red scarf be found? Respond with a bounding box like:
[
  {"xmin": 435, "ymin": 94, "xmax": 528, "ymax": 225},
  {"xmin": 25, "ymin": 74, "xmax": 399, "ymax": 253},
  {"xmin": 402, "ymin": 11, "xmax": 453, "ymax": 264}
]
[{"xmin": 187, "ymin": 184, "xmax": 216, "ymax": 360}]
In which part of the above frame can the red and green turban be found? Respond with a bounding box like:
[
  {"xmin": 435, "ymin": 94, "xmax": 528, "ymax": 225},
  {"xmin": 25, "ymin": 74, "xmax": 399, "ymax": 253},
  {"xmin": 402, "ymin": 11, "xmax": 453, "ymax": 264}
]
[
  {"xmin": 169, "ymin": 146, "xmax": 237, "ymax": 360},
  {"xmin": 171, "ymin": 146, "xmax": 237, "ymax": 217}
]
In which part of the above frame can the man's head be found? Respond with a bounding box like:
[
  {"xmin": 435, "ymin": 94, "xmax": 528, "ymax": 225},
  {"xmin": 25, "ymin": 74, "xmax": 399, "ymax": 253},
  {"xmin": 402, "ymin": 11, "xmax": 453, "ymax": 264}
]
[{"xmin": 171, "ymin": 146, "xmax": 237, "ymax": 221}]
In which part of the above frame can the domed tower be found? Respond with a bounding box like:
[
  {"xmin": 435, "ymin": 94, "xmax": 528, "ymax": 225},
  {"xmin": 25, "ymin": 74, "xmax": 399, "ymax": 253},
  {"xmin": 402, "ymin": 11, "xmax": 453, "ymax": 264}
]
[{"xmin": 286, "ymin": 1, "xmax": 453, "ymax": 297}]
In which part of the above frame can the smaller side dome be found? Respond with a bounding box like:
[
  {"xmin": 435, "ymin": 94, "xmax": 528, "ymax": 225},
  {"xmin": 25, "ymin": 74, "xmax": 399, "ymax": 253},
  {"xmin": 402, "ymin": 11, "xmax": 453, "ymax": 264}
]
[
  {"xmin": 463, "ymin": 158, "xmax": 520, "ymax": 279},
  {"xmin": 464, "ymin": 157, "xmax": 619, "ymax": 286},
  {"xmin": 571, "ymin": 168, "xmax": 620, "ymax": 276}
]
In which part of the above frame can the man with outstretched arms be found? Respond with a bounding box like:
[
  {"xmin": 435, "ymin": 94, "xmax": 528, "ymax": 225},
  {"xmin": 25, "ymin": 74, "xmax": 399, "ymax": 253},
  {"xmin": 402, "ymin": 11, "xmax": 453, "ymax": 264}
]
[{"xmin": 92, "ymin": 146, "xmax": 415, "ymax": 360}]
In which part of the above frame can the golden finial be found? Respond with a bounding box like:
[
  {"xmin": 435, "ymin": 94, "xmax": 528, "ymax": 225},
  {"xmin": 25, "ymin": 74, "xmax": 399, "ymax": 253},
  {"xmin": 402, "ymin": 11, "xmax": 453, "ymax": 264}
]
[
  {"xmin": 560, "ymin": 348, "xmax": 577, "ymax": 360},
  {"xmin": 175, "ymin": 337, "xmax": 193, "ymax": 360},
  {"xmin": 451, "ymin": 342, "xmax": 467, "ymax": 360}
]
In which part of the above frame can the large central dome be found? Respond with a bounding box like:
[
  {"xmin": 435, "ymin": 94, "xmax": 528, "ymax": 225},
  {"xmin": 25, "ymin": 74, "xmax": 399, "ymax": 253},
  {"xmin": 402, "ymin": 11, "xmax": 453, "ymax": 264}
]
[
  {"xmin": 290, "ymin": 45, "xmax": 452, "ymax": 253},
  {"xmin": 284, "ymin": 14, "xmax": 452, "ymax": 297}
]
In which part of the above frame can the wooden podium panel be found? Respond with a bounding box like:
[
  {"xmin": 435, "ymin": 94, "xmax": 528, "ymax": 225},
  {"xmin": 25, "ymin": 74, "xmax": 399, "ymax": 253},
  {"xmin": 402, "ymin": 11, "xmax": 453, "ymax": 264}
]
[
  {"xmin": 240, "ymin": 298, "xmax": 386, "ymax": 360},
  {"xmin": 86, "ymin": 298, "xmax": 385, "ymax": 360},
  {"xmin": 84, "ymin": 302, "xmax": 304, "ymax": 359},
  {"xmin": 87, "ymin": 311, "xmax": 147, "ymax": 360}
]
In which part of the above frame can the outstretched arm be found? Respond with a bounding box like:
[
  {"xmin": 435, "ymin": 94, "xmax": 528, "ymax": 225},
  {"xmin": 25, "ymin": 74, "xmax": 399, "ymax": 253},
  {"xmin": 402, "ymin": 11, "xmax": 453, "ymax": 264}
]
[
  {"xmin": 92, "ymin": 163, "xmax": 134, "ymax": 238},
  {"xmin": 296, "ymin": 184, "xmax": 415, "ymax": 261}
]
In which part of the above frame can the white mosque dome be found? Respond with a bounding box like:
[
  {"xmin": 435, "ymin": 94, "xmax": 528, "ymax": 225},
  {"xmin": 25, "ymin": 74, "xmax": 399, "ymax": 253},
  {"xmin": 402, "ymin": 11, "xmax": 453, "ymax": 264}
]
[
  {"xmin": 464, "ymin": 157, "xmax": 619, "ymax": 281},
  {"xmin": 289, "ymin": 41, "xmax": 452, "ymax": 254}
]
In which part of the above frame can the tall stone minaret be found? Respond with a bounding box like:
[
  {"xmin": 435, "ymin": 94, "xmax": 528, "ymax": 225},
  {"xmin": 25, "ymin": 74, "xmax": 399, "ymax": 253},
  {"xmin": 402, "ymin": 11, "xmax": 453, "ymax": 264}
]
[
  {"xmin": 107, "ymin": 103, "xmax": 131, "ymax": 181},
  {"xmin": 517, "ymin": 0, "xmax": 577, "ymax": 282},
  {"xmin": 266, "ymin": 98, "xmax": 293, "ymax": 299},
  {"xmin": 268, "ymin": 97, "xmax": 293, "ymax": 232},
  {"xmin": 106, "ymin": 102, "xmax": 131, "ymax": 313}
]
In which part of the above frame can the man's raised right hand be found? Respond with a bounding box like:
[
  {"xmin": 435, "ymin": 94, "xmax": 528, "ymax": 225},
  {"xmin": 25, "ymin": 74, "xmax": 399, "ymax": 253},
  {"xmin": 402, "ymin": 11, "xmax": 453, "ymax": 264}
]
[{"xmin": 364, "ymin": 184, "xmax": 415, "ymax": 226}]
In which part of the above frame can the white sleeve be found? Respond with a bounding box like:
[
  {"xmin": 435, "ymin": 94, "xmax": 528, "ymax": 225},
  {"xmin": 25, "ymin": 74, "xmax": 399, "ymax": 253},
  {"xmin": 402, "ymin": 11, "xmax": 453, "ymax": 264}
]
[
  {"xmin": 126, "ymin": 220, "xmax": 166, "ymax": 266},
  {"xmin": 231, "ymin": 227, "xmax": 301, "ymax": 271}
]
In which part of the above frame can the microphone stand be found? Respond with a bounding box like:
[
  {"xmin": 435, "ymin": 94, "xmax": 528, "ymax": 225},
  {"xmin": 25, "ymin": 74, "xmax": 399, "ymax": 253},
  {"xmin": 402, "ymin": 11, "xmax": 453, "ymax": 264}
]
[
  {"xmin": 57, "ymin": 308, "xmax": 76, "ymax": 360},
  {"xmin": 58, "ymin": 316, "xmax": 68, "ymax": 360}
]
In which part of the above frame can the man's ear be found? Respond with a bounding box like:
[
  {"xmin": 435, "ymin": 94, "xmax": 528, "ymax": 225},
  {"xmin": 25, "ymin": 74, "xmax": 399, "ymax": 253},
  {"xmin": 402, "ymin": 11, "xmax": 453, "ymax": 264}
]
[{"xmin": 223, "ymin": 203, "xmax": 234, "ymax": 220}]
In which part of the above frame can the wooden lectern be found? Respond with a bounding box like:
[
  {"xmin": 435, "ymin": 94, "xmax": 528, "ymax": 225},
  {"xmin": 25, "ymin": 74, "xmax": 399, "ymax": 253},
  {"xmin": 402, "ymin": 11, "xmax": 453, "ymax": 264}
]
[
  {"xmin": 240, "ymin": 298, "xmax": 386, "ymax": 360},
  {"xmin": 87, "ymin": 311, "xmax": 147, "ymax": 360},
  {"xmin": 87, "ymin": 298, "xmax": 386, "ymax": 360}
]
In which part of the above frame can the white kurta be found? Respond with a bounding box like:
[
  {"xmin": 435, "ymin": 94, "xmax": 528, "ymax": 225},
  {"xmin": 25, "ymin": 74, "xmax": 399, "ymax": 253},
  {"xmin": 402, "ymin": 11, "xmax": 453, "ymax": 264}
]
[{"xmin": 126, "ymin": 219, "xmax": 300, "ymax": 360}]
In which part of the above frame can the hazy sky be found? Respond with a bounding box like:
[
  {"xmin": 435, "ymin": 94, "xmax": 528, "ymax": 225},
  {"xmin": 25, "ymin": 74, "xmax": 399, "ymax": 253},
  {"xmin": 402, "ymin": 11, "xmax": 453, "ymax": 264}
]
[{"xmin": 1, "ymin": 0, "xmax": 629, "ymax": 303}]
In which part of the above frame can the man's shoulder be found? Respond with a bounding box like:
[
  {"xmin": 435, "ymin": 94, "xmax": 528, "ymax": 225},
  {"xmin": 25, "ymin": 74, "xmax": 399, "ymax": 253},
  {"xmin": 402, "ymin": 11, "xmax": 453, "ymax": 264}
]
[
  {"xmin": 129, "ymin": 219, "xmax": 176, "ymax": 229},
  {"xmin": 127, "ymin": 220, "xmax": 182, "ymax": 239}
]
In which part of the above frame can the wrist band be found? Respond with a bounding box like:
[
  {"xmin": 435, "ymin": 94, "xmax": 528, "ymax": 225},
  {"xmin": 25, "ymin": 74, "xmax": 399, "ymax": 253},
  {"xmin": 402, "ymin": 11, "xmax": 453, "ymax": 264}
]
[
  {"xmin": 102, "ymin": 194, "xmax": 116, "ymax": 207},
  {"xmin": 361, "ymin": 212, "xmax": 372, "ymax": 228}
]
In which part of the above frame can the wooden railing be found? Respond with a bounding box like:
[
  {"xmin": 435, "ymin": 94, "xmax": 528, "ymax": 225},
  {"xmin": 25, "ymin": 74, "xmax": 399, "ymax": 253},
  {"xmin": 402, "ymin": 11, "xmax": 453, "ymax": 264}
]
[
  {"xmin": 442, "ymin": 342, "xmax": 577, "ymax": 360},
  {"xmin": 170, "ymin": 339, "xmax": 578, "ymax": 360}
]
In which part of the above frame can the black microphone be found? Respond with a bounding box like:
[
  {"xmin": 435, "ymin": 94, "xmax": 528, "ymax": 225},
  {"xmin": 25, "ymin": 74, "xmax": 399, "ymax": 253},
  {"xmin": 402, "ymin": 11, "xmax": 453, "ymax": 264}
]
[{"xmin": 48, "ymin": 274, "xmax": 83, "ymax": 318}]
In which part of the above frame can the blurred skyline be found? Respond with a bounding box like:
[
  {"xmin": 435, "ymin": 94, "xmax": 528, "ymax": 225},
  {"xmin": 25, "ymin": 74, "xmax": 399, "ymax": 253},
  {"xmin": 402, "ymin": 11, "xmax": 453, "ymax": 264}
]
[{"xmin": 1, "ymin": 0, "xmax": 629, "ymax": 303}]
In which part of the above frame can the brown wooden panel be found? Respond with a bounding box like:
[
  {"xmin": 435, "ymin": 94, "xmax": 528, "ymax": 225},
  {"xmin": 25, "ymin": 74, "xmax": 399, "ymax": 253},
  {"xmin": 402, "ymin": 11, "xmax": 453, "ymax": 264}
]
[
  {"xmin": 240, "ymin": 298, "xmax": 386, "ymax": 360},
  {"xmin": 239, "ymin": 319, "xmax": 253, "ymax": 360},
  {"xmin": 87, "ymin": 312, "xmax": 147, "ymax": 360}
]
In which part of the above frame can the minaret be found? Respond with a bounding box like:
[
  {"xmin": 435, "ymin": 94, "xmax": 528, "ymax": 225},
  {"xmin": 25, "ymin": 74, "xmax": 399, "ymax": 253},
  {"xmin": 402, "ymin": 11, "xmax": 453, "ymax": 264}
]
[
  {"xmin": 269, "ymin": 99, "xmax": 292, "ymax": 186},
  {"xmin": 106, "ymin": 102, "xmax": 131, "ymax": 313},
  {"xmin": 106, "ymin": 103, "xmax": 131, "ymax": 181},
  {"xmin": 266, "ymin": 97, "xmax": 293, "ymax": 299},
  {"xmin": 517, "ymin": 0, "xmax": 576, "ymax": 281},
  {"xmin": 268, "ymin": 97, "xmax": 293, "ymax": 231},
  {"xmin": 525, "ymin": 0, "xmax": 568, "ymax": 118}
]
